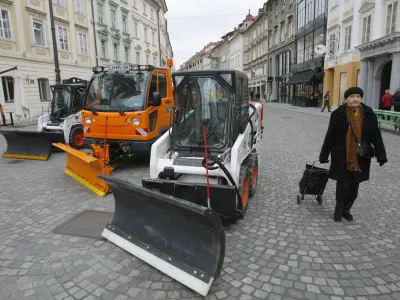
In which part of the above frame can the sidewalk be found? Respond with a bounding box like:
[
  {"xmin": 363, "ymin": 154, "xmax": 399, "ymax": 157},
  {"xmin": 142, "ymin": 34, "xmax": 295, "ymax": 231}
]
[{"xmin": 264, "ymin": 102, "xmax": 400, "ymax": 134}]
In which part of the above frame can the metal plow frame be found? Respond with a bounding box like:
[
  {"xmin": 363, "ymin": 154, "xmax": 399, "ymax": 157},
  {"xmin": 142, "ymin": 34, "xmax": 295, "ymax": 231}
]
[
  {"xmin": 99, "ymin": 175, "xmax": 225, "ymax": 297},
  {"xmin": 52, "ymin": 143, "xmax": 111, "ymax": 197},
  {"xmin": 0, "ymin": 130, "xmax": 64, "ymax": 160}
]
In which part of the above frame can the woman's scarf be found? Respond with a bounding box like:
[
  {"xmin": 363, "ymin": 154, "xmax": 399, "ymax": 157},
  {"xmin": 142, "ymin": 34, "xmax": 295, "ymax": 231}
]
[{"xmin": 346, "ymin": 105, "xmax": 363, "ymax": 172}]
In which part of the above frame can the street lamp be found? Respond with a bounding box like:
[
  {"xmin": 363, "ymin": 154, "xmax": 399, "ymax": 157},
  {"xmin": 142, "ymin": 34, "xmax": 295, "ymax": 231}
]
[{"xmin": 48, "ymin": 0, "xmax": 61, "ymax": 83}]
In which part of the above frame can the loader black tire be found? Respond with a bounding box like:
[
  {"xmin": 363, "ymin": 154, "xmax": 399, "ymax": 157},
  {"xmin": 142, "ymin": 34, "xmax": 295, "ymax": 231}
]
[
  {"xmin": 243, "ymin": 153, "xmax": 258, "ymax": 197},
  {"xmin": 238, "ymin": 165, "xmax": 251, "ymax": 214},
  {"xmin": 69, "ymin": 125, "xmax": 84, "ymax": 149}
]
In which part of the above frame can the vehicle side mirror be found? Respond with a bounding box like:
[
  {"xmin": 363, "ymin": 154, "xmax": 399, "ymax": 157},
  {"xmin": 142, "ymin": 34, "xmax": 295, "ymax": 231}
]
[{"xmin": 149, "ymin": 92, "xmax": 162, "ymax": 106}]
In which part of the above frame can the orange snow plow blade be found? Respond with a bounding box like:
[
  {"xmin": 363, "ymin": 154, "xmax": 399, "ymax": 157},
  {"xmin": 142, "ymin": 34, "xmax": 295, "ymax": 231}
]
[{"xmin": 52, "ymin": 142, "xmax": 113, "ymax": 197}]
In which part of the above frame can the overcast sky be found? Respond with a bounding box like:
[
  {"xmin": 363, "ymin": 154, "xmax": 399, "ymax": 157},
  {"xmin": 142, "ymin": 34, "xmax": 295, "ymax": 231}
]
[{"xmin": 165, "ymin": 0, "xmax": 265, "ymax": 68}]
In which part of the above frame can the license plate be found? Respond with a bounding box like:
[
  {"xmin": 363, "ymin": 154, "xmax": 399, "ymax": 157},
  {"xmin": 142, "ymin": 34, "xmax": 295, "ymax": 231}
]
[{"xmin": 108, "ymin": 64, "xmax": 130, "ymax": 71}]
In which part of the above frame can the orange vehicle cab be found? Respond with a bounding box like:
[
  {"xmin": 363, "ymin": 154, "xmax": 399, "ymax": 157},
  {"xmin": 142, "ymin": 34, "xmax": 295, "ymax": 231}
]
[{"xmin": 82, "ymin": 64, "xmax": 174, "ymax": 160}]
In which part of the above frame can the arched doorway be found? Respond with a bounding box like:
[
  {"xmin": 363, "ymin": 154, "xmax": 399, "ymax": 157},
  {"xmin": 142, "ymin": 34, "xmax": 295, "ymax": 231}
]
[{"xmin": 379, "ymin": 61, "xmax": 392, "ymax": 108}]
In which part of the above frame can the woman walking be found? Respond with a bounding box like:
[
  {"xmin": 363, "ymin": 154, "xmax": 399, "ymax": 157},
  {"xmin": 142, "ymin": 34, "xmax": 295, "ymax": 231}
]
[{"xmin": 319, "ymin": 87, "xmax": 387, "ymax": 222}]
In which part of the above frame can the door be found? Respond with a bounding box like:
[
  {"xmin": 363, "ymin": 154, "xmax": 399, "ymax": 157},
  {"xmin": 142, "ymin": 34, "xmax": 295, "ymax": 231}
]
[{"xmin": 339, "ymin": 72, "xmax": 347, "ymax": 104}]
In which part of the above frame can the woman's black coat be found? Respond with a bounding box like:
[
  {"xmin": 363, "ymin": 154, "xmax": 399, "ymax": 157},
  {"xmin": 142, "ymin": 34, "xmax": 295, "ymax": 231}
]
[{"xmin": 319, "ymin": 103, "xmax": 387, "ymax": 183}]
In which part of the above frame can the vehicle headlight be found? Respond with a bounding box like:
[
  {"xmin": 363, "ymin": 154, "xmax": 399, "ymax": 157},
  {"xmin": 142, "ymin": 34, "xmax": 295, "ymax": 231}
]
[
  {"xmin": 126, "ymin": 118, "xmax": 131, "ymax": 124},
  {"xmin": 132, "ymin": 117, "xmax": 140, "ymax": 126},
  {"xmin": 85, "ymin": 116, "xmax": 91, "ymax": 124}
]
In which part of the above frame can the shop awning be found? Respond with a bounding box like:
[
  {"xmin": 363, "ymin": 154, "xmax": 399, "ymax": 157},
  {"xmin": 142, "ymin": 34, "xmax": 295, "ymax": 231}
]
[{"xmin": 287, "ymin": 70, "xmax": 315, "ymax": 84}]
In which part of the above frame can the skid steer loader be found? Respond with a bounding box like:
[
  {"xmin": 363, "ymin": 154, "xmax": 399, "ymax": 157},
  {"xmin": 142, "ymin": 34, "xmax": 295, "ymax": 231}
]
[
  {"xmin": 53, "ymin": 61, "xmax": 175, "ymax": 196},
  {"xmin": 100, "ymin": 69, "xmax": 263, "ymax": 296},
  {"xmin": 0, "ymin": 77, "xmax": 88, "ymax": 160}
]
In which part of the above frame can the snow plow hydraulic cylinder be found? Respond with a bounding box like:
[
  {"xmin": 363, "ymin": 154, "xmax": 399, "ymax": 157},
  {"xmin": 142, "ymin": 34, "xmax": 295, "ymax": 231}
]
[
  {"xmin": 0, "ymin": 130, "xmax": 63, "ymax": 160},
  {"xmin": 100, "ymin": 175, "xmax": 225, "ymax": 297}
]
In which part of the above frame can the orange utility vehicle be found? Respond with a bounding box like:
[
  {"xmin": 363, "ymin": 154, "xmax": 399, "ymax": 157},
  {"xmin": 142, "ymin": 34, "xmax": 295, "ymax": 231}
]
[{"xmin": 53, "ymin": 60, "xmax": 175, "ymax": 196}]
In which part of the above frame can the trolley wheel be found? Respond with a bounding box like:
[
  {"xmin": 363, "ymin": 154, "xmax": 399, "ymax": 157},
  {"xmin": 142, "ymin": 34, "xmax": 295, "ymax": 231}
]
[
  {"xmin": 317, "ymin": 195, "xmax": 323, "ymax": 205},
  {"xmin": 297, "ymin": 194, "xmax": 301, "ymax": 204},
  {"xmin": 248, "ymin": 155, "xmax": 258, "ymax": 197}
]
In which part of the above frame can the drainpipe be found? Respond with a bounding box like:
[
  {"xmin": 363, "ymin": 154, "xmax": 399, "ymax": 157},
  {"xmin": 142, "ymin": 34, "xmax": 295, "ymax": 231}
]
[
  {"xmin": 157, "ymin": 0, "xmax": 162, "ymax": 66},
  {"xmin": 48, "ymin": 0, "xmax": 61, "ymax": 83},
  {"xmin": 91, "ymin": 0, "xmax": 99, "ymax": 66}
]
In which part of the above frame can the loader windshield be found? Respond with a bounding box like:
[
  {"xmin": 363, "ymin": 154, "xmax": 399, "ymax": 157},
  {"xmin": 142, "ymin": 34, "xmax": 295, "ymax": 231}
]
[
  {"xmin": 51, "ymin": 87, "xmax": 72, "ymax": 119},
  {"xmin": 84, "ymin": 70, "xmax": 150, "ymax": 112},
  {"xmin": 174, "ymin": 76, "xmax": 230, "ymax": 149}
]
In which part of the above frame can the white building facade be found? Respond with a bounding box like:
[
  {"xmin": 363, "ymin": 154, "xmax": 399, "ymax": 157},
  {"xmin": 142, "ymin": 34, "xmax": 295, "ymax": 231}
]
[
  {"xmin": 92, "ymin": 0, "xmax": 171, "ymax": 68},
  {"xmin": 0, "ymin": 0, "xmax": 96, "ymax": 119},
  {"xmin": 326, "ymin": 0, "xmax": 400, "ymax": 108}
]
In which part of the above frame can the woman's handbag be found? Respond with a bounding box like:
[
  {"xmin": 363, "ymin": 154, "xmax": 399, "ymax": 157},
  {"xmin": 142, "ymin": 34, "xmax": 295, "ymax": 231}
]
[{"xmin": 349, "ymin": 124, "xmax": 375, "ymax": 158}]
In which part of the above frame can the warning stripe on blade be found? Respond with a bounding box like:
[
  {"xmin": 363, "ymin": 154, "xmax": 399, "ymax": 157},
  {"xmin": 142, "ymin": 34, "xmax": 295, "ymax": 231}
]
[{"xmin": 135, "ymin": 128, "xmax": 148, "ymax": 136}]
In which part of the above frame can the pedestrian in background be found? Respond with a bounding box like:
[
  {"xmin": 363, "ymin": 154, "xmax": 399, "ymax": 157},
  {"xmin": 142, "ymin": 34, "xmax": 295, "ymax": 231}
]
[
  {"xmin": 392, "ymin": 88, "xmax": 400, "ymax": 124},
  {"xmin": 319, "ymin": 87, "xmax": 387, "ymax": 222},
  {"xmin": 321, "ymin": 90, "xmax": 331, "ymax": 112},
  {"xmin": 381, "ymin": 89, "xmax": 393, "ymax": 120}
]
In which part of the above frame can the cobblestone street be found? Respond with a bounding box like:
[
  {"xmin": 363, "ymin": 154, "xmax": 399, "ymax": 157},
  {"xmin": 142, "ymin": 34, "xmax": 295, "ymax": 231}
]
[{"xmin": 0, "ymin": 103, "xmax": 399, "ymax": 300}]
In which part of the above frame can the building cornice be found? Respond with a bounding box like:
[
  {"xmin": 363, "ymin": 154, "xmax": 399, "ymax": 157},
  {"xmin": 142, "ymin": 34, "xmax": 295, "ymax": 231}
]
[{"xmin": 356, "ymin": 32, "xmax": 400, "ymax": 51}]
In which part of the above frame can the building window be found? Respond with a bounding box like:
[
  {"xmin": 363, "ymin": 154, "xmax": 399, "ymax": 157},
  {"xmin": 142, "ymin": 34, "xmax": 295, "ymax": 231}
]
[
  {"xmin": 146, "ymin": 54, "xmax": 149, "ymax": 64},
  {"xmin": 313, "ymin": 26, "xmax": 324, "ymax": 57},
  {"xmin": 144, "ymin": 27, "xmax": 148, "ymax": 42},
  {"xmin": 151, "ymin": 8, "xmax": 154, "ymax": 19},
  {"xmin": 152, "ymin": 31, "xmax": 155, "ymax": 45},
  {"xmin": 136, "ymin": 51, "xmax": 140, "ymax": 64},
  {"xmin": 386, "ymin": 1, "xmax": 398, "ymax": 35},
  {"xmin": 133, "ymin": 0, "xmax": 136, "ymax": 8},
  {"xmin": 111, "ymin": 9, "xmax": 116, "ymax": 28},
  {"xmin": 38, "ymin": 78, "xmax": 51, "ymax": 102},
  {"xmin": 125, "ymin": 47, "xmax": 129, "ymax": 62},
  {"xmin": 122, "ymin": 15, "xmax": 127, "ymax": 32},
  {"xmin": 33, "ymin": 18, "xmax": 45, "ymax": 46},
  {"xmin": 134, "ymin": 22, "xmax": 138, "ymax": 38},
  {"xmin": 315, "ymin": 0, "xmax": 325, "ymax": 18},
  {"xmin": 98, "ymin": 3, "xmax": 103, "ymax": 23},
  {"xmin": 245, "ymin": 53, "xmax": 249, "ymax": 64},
  {"xmin": 113, "ymin": 43, "xmax": 118, "ymax": 60},
  {"xmin": 57, "ymin": 26, "xmax": 68, "ymax": 51},
  {"xmin": 101, "ymin": 40, "xmax": 106, "ymax": 58},
  {"xmin": 0, "ymin": 9, "xmax": 12, "ymax": 40},
  {"xmin": 56, "ymin": 0, "xmax": 65, "ymax": 6},
  {"xmin": 153, "ymin": 56, "xmax": 157, "ymax": 66},
  {"xmin": 143, "ymin": 3, "xmax": 146, "ymax": 15},
  {"xmin": 304, "ymin": 33, "xmax": 313, "ymax": 61},
  {"xmin": 297, "ymin": 37, "xmax": 304, "ymax": 64},
  {"xmin": 1, "ymin": 76, "xmax": 14, "ymax": 103},
  {"xmin": 305, "ymin": 0, "xmax": 314, "ymax": 24},
  {"xmin": 274, "ymin": 27, "xmax": 279, "ymax": 45},
  {"xmin": 297, "ymin": 0, "xmax": 305, "ymax": 30},
  {"xmin": 362, "ymin": 15, "xmax": 371, "ymax": 44},
  {"xmin": 344, "ymin": 25, "xmax": 352, "ymax": 51},
  {"xmin": 280, "ymin": 24, "xmax": 285, "ymax": 41},
  {"xmin": 76, "ymin": 0, "xmax": 84, "ymax": 15},
  {"xmin": 288, "ymin": 18, "xmax": 293, "ymax": 37},
  {"xmin": 78, "ymin": 32, "xmax": 88, "ymax": 54}
]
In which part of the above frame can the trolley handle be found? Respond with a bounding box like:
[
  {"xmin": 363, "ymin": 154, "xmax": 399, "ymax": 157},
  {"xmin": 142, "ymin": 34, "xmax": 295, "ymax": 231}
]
[{"xmin": 311, "ymin": 160, "xmax": 330, "ymax": 171}]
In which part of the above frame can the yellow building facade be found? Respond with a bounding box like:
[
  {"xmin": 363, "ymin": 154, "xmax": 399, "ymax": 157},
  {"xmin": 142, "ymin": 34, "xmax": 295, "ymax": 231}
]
[{"xmin": 323, "ymin": 61, "xmax": 361, "ymax": 107}]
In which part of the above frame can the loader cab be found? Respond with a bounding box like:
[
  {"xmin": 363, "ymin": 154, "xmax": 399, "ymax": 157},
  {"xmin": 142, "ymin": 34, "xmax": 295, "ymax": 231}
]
[
  {"xmin": 171, "ymin": 70, "xmax": 250, "ymax": 156},
  {"xmin": 49, "ymin": 77, "xmax": 88, "ymax": 123}
]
